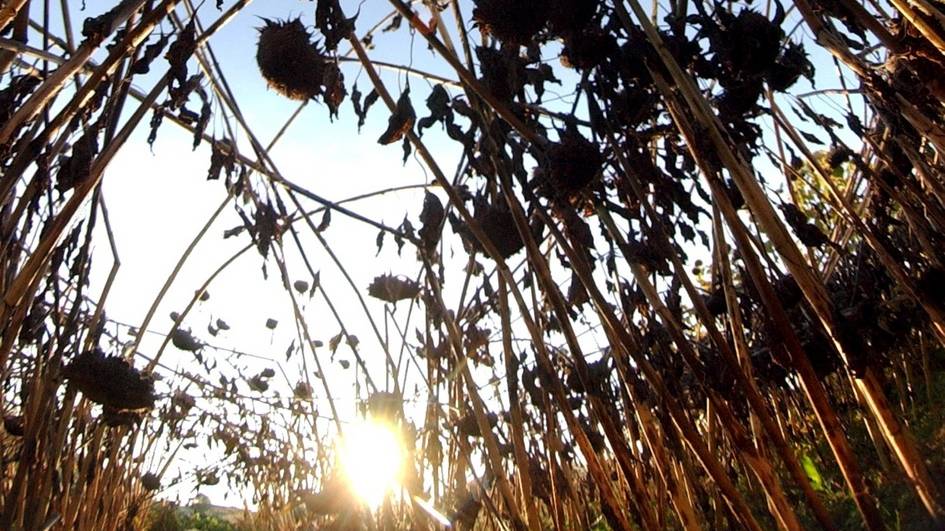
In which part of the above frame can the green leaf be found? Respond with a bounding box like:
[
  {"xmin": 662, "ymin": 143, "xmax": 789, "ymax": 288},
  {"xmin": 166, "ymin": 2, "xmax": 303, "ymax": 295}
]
[{"xmin": 801, "ymin": 453, "xmax": 825, "ymax": 492}]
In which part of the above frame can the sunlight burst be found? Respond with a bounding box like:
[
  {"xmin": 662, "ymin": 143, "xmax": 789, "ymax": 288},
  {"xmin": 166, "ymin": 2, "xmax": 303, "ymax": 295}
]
[{"xmin": 337, "ymin": 417, "xmax": 406, "ymax": 509}]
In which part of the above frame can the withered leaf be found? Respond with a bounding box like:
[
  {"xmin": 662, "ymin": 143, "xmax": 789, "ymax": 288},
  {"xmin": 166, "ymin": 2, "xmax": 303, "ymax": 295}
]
[
  {"xmin": 351, "ymin": 84, "xmax": 363, "ymax": 126},
  {"xmin": 375, "ymin": 229, "xmax": 385, "ymax": 256},
  {"xmin": 378, "ymin": 87, "xmax": 415, "ymax": 145},
  {"xmin": 56, "ymin": 131, "xmax": 100, "ymax": 194},
  {"xmin": 322, "ymin": 62, "xmax": 346, "ymax": 118},
  {"xmin": 248, "ymin": 375, "xmax": 268, "ymax": 393},
  {"xmin": 799, "ymin": 129, "xmax": 823, "ymax": 145},
  {"xmin": 171, "ymin": 328, "xmax": 203, "ymax": 352},
  {"xmin": 178, "ymin": 107, "xmax": 199, "ymax": 124},
  {"xmin": 207, "ymin": 139, "xmax": 236, "ymax": 181},
  {"xmin": 131, "ymin": 34, "xmax": 171, "ymax": 75},
  {"xmin": 147, "ymin": 107, "xmax": 164, "ymax": 147},
  {"xmin": 166, "ymin": 21, "xmax": 197, "ymax": 87},
  {"xmin": 346, "ymin": 335, "xmax": 359, "ymax": 349},
  {"xmin": 352, "ymin": 85, "xmax": 379, "ymax": 131},
  {"xmin": 418, "ymin": 191, "xmax": 445, "ymax": 251},
  {"xmin": 316, "ymin": 209, "xmax": 331, "ymax": 232},
  {"xmin": 222, "ymin": 225, "xmax": 244, "ymax": 238},
  {"xmin": 80, "ymin": 3, "xmax": 124, "ymax": 45},
  {"xmin": 315, "ymin": 0, "xmax": 356, "ymax": 52},
  {"xmin": 286, "ymin": 340, "xmax": 296, "ymax": 360},
  {"xmin": 329, "ymin": 332, "xmax": 343, "ymax": 353},
  {"xmin": 251, "ymin": 201, "xmax": 280, "ymax": 259},
  {"xmin": 524, "ymin": 63, "xmax": 560, "ymax": 101},
  {"xmin": 193, "ymin": 88, "xmax": 212, "ymax": 149},
  {"xmin": 382, "ymin": 14, "xmax": 402, "ymax": 33},
  {"xmin": 402, "ymin": 135, "xmax": 412, "ymax": 164},
  {"xmin": 294, "ymin": 381, "xmax": 313, "ymax": 399},
  {"xmin": 418, "ymin": 84, "xmax": 452, "ymax": 136}
]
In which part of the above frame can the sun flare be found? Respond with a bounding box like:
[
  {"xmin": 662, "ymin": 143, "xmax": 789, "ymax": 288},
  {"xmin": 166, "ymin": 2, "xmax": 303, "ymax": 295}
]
[{"xmin": 337, "ymin": 417, "xmax": 406, "ymax": 509}]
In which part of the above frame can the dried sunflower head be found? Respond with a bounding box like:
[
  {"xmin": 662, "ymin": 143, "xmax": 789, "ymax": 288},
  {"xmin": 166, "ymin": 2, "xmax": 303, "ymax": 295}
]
[
  {"xmin": 141, "ymin": 472, "xmax": 161, "ymax": 491},
  {"xmin": 716, "ymin": 9, "xmax": 784, "ymax": 82},
  {"xmin": 475, "ymin": 200, "xmax": 525, "ymax": 259},
  {"xmin": 560, "ymin": 27, "xmax": 612, "ymax": 70},
  {"xmin": 765, "ymin": 41, "xmax": 813, "ymax": 91},
  {"xmin": 452, "ymin": 196, "xmax": 527, "ymax": 260},
  {"xmin": 536, "ymin": 129, "xmax": 603, "ymax": 212},
  {"xmin": 368, "ymin": 274, "xmax": 421, "ymax": 303},
  {"xmin": 257, "ymin": 18, "xmax": 327, "ymax": 101},
  {"xmin": 473, "ymin": 0, "xmax": 550, "ymax": 47},
  {"xmin": 548, "ymin": 0, "xmax": 599, "ymax": 38},
  {"xmin": 63, "ymin": 349, "xmax": 156, "ymax": 411}
]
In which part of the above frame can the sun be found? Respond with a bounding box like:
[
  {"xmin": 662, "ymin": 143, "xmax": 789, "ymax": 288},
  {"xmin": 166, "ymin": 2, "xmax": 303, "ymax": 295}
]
[{"xmin": 337, "ymin": 416, "xmax": 406, "ymax": 509}]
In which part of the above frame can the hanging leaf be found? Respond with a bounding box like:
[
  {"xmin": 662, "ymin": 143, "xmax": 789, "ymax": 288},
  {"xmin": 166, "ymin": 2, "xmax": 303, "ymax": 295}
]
[
  {"xmin": 166, "ymin": 21, "xmax": 197, "ymax": 87},
  {"xmin": 375, "ymin": 229, "xmax": 385, "ymax": 256},
  {"xmin": 316, "ymin": 209, "xmax": 331, "ymax": 232},
  {"xmin": 247, "ymin": 375, "xmax": 269, "ymax": 393},
  {"xmin": 378, "ymin": 87, "xmax": 415, "ymax": 145},
  {"xmin": 418, "ymin": 191, "xmax": 445, "ymax": 252},
  {"xmin": 352, "ymin": 87, "xmax": 379, "ymax": 131},
  {"xmin": 417, "ymin": 84, "xmax": 452, "ymax": 136},
  {"xmin": 56, "ymin": 130, "xmax": 100, "ymax": 194},
  {"xmin": 315, "ymin": 0, "xmax": 357, "ymax": 52},
  {"xmin": 171, "ymin": 328, "xmax": 203, "ymax": 352},
  {"xmin": 250, "ymin": 201, "xmax": 280, "ymax": 259},
  {"xmin": 402, "ymin": 135, "xmax": 412, "ymax": 164},
  {"xmin": 131, "ymin": 34, "xmax": 171, "ymax": 75},
  {"xmin": 80, "ymin": 3, "xmax": 125, "ymax": 46},
  {"xmin": 329, "ymin": 332, "xmax": 343, "ymax": 353},
  {"xmin": 294, "ymin": 381, "xmax": 313, "ymax": 400},
  {"xmin": 207, "ymin": 139, "xmax": 236, "ymax": 181},
  {"xmin": 192, "ymin": 87, "xmax": 212, "ymax": 149},
  {"xmin": 382, "ymin": 14, "xmax": 402, "ymax": 33},
  {"xmin": 286, "ymin": 340, "xmax": 296, "ymax": 360},
  {"xmin": 222, "ymin": 225, "xmax": 244, "ymax": 238}
]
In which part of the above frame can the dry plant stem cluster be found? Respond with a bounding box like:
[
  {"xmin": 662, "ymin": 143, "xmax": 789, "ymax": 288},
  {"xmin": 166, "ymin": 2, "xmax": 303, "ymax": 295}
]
[{"xmin": 2, "ymin": 0, "xmax": 945, "ymax": 529}]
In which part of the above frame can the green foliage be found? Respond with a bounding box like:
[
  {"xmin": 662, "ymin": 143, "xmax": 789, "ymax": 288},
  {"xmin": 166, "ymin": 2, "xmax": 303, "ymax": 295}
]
[
  {"xmin": 793, "ymin": 349, "xmax": 945, "ymax": 531},
  {"xmin": 791, "ymin": 150, "xmax": 850, "ymax": 235},
  {"xmin": 146, "ymin": 501, "xmax": 248, "ymax": 531},
  {"xmin": 178, "ymin": 511, "xmax": 239, "ymax": 531}
]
